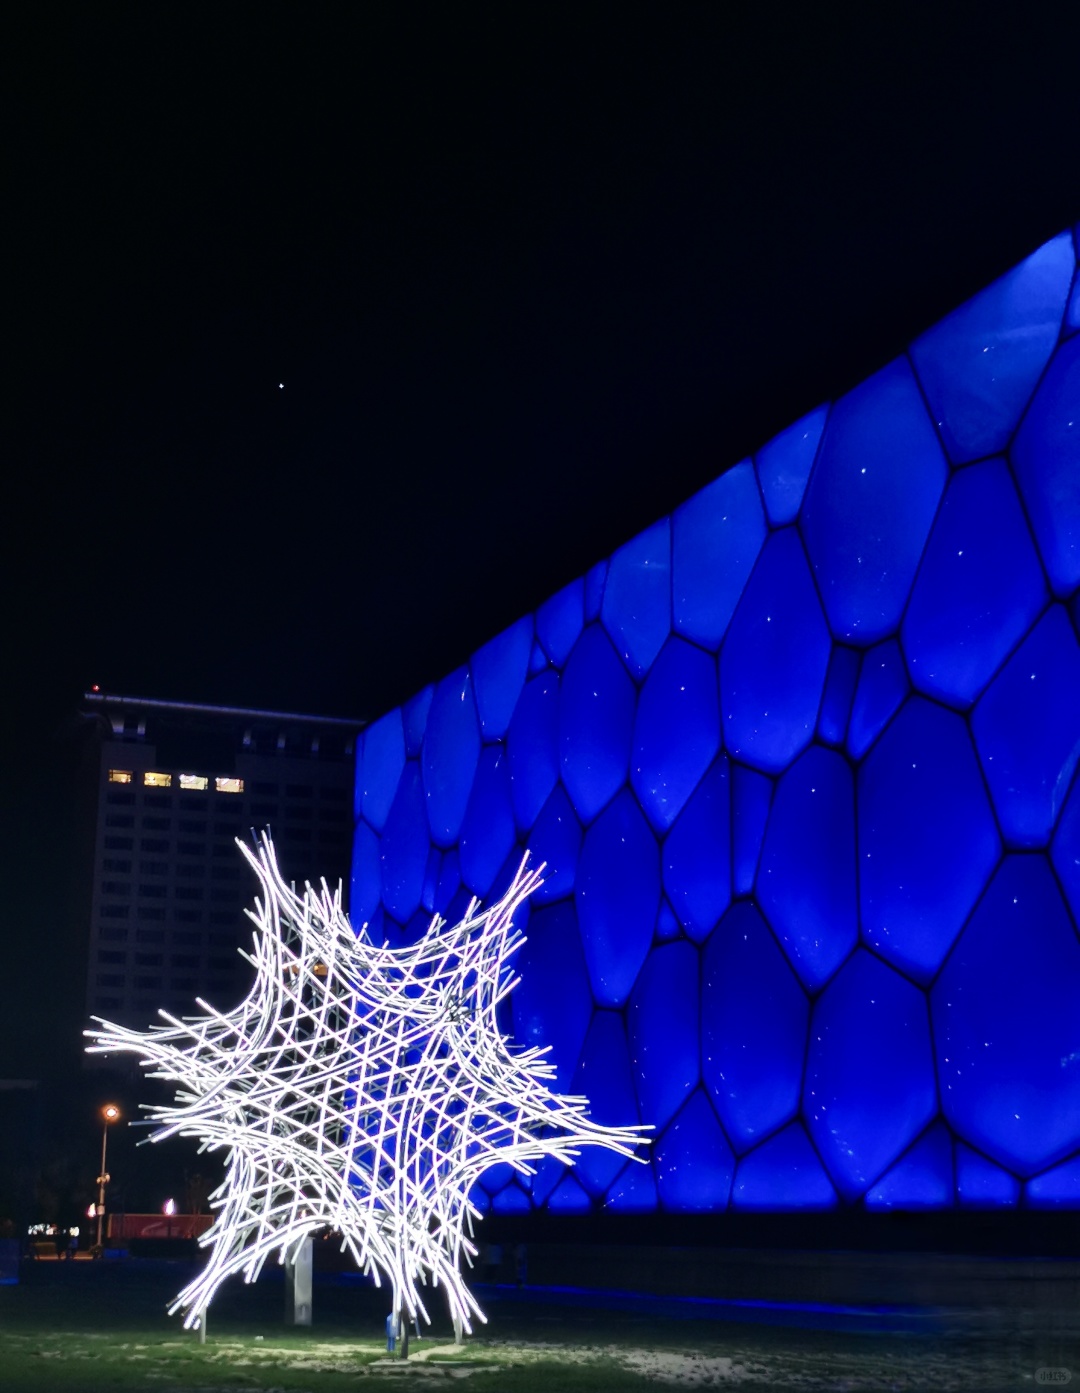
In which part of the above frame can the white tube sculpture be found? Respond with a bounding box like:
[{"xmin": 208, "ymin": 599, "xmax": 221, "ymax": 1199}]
[{"xmin": 85, "ymin": 833, "xmax": 648, "ymax": 1332}]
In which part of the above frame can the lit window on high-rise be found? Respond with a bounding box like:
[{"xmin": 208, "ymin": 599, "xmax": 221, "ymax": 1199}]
[
  {"xmin": 144, "ymin": 771, "xmax": 172, "ymax": 788},
  {"xmin": 108, "ymin": 769, "xmax": 133, "ymax": 785},
  {"xmin": 215, "ymin": 777, "xmax": 244, "ymax": 795},
  {"xmin": 179, "ymin": 774, "xmax": 209, "ymax": 791}
]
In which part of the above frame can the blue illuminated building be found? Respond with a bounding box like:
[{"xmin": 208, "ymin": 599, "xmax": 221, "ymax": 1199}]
[{"xmin": 353, "ymin": 228, "xmax": 1080, "ymax": 1214}]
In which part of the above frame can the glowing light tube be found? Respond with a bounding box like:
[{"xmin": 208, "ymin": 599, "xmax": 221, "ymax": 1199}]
[{"xmin": 85, "ymin": 833, "xmax": 649, "ymax": 1330}]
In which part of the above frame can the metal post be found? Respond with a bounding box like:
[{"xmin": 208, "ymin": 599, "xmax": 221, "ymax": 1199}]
[
  {"xmin": 94, "ymin": 1122, "xmax": 108, "ymax": 1251},
  {"xmin": 93, "ymin": 1106, "xmax": 119, "ymax": 1256},
  {"xmin": 284, "ymin": 1236, "xmax": 313, "ymax": 1326},
  {"xmin": 199, "ymin": 1310, "xmax": 207, "ymax": 1345}
]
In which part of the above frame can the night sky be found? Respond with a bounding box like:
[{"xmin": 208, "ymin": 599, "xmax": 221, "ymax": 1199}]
[{"xmin": 5, "ymin": 5, "xmax": 1080, "ymax": 1081}]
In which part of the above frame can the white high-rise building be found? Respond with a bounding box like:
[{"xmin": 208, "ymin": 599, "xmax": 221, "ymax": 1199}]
[{"xmin": 77, "ymin": 692, "xmax": 363, "ymax": 1043}]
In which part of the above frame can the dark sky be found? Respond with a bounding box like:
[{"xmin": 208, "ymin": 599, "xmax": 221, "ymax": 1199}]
[{"xmin": 4, "ymin": 4, "xmax": 1080, "ymax": 1077}]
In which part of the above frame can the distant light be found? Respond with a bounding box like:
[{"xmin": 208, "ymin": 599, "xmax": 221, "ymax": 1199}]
[
  {"xmin": 163, "ymin": 1198, "xmax": 176, "ymax": 1216},
  {"xmin": 279, "ymin": 383, "xmax": 284, "ymax": 389},
  {"xmin": 102, "ymin": 1103, "xmax": 121, "ymax": 1123},
  {"xmin": 92, "ymin": 684, "xmax": 100, "ymax": 692},
  {"xmin": 87, "ymin": 1204, "xmax": 96, "ymax": 1219}
]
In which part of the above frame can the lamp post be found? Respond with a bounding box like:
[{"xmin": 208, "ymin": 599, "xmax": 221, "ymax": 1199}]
[{"xmin": 94, "ymin": 1104, "xmax": 120, "ymax": 1255}]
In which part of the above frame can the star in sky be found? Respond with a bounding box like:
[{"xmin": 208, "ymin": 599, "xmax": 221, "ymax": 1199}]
[{"xmin": 86, "ymin": 834, "xmax": 648, "ymax": 1330}]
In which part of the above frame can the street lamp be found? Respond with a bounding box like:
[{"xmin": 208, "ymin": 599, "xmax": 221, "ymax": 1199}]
[{"xmin": 94, "ymin": 1104, "xmax": 120, "ymax": 1255}]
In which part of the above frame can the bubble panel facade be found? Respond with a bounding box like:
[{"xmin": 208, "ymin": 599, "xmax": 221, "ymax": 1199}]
[{"xmin": 353, "ymin": 228, "xmax": 1080, "ymax": 1211}]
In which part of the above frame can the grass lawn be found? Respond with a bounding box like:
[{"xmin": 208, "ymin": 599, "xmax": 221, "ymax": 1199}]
[{"xmin": 0, "ymin": 1257, "xmax": 1070, "ymax": 1391}]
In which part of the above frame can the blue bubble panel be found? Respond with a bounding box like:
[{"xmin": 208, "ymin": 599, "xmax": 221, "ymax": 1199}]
[
  {"xmin": 458, "ymin": 746, "xmax": 517, "ymax": 898},
  {"xmin": 972, "ymin": 605, "xmax": 1080, "ymax": 848},
  {"xmin": 585, "ymin": 559, "xmax": 607, "ymax": 621},
  {"xmin": 817, "ymin": 645, "xmax": 860, "ymax": 746},
  {"xmin": 375, "ymin": 908, "xmax": 402, "ymax": 945},
  {"xmin": 478, "ymin": 1161, "xmax": 515, "ymax": 1195},
  {"xmin": 433, "ymin": 848, "xmax": 461, "ymax": 914},
  {"xmin": 468, "ymin": 1183, "xmax": 490, "ymax": 1215},
  {"xmin": 604, "ymin": 1160, "xmax": 658, "ymax": 1212},
  {"xmin": 530, "ymin": 1155, "xmax": 569, "ymax": 1207},
  {"xmin": 351, "ymin": 820, "xmax": 382, "ymax": 927},
  {"xmin": 548, "ymin": 1174, "xmax": 592, "ymax": 1213},
  {"xmin": 731, "ymin": 1122, "xmax": 837, "ymax": 1211},
  {"xmin": 805, "ymin": 949, "xmax": 936, "ymax": 1202},
  {"xmin": 572, "ymin": 1011, "xmax": 641, "ymax": 1197},
  {"xmin": 576, "ymin": 790, "xmax": 660, "ymax": 1007},
  {"xmin": 902, "ymin": 459, "xmax": 1047, "ymax": 707},
  {"xmin": 421, "ymin": 846, "xmax": 440, "ymax": 913},
  {"xmin": 507, "ymin": 670, "xmax": 560, "ymax": 831},
  {"xmin": 403, "ymin": 685, "xmax": 433, "ymax": 758},
  {"xmin": 402, "ymin": 908, "xmax": 434, "ymax": 945},
  {"xmin": 663, "ymin": 757, "xmax": 731, "ymax": 942},
  {"xmin": 511, "ymin": 900, "xmax": 594, "ymax": 1094},
  {"xmin": 358, "ymin": 708, "xmax": 406, "ymax": 833},
  {"xmin": 955, "ymin": 1144, "xmax": 1020, "ymax": 1208},
  {"xmin": 421, "ymin": 668, "xmax": 482, "ymax": 847},
  {"xmin": 1068, "ymin": 269, "xmax": 1080, "ymax": 336},
  {"xmin": 910, "ymin": 231, "xmax": 1074, "ymax": 464},
  {"xmin": 628, "ymin": 941, "xmax": 700, "ymax": 1131},
  {"xmin": 757, "ymin": 746, "xmax": 857, "ymax": 992},
  {"xmin": 378, "ymin": 762, "xmax": 430, "ymax": 924},
  {"xmin": 932, "ymin": 856, "xmax": 1080, "ymax": 1177},
  {"xmin": 1012, "ymin": 333, "xmax": 1080, "ymax": 598},
  {"xmin": 732, "ymin": 764, "xmax": 772, "ymax": 896},
  {"xmin": 527, "ymin": 785, "xmax": 582, "ymax": 904},
  {"xmin": 656, "ymin": 898, "xmax": 681, "ymax": 942},
  {"xmin": 632, "ymin": 637, "xmax": 720, "ymax": 833},
  {"xmin": 801, "ymin": 357, "xmax": 948, "ymax": 645},
  {"xmin": 536, "ymin": 578, "xmax": 585, "ymax": 668},
  {"xmin": 859, "ymin": 698, "xmax": 1000, "ymax": 983},
  {"xmin": 601, "ymin": 517, "xmax": 672, "ymax": 680},
  {"xmin": 560, "ymin": 626, "xmax": 637, "ymax": 824},
  {"xmin": 439, "ymin": 884, "xmax": 474, "ymax": 932},
  {"xmin": 492, "ymin": 1183, "xmax": 531, "ymax": 1215},
  {"xmin": 364, "ymin": 905, "xmax": 386, "ymax": 946},
  {"xmin": 1051, "ymin": 778, "xmax": 1080, "ymax": 930},
  {"xmin": 702, "ymin": 902, "xmax": 808, "ymax": 1151},
  {"xmin": 720, "ymin": 529, "xmax": 831, "ymax": 772},
  {"xmin": 529, "ymin": 640, "xmax": 548, "ymax": 674},
  {"xmin": 471, "ymin": 617, "xmax": 533, "ymax": 741},
  {"xmin": 1027, "ymin": 1157, "xmax": 1080, "ymax": 1208},
  {"xmin": 672, "ymin": 462, "xmax": 766, "ymax": 650},
  {"xmin": 654, "ymin": 1091, "xmax": 734, "ymax": 1212},
  {"xmin": 864, "ymin": 1124, "xmax": 952, "ymax": 1211},
  {"xmin": 846, "ymin": 639, "xmax": 909, "ymax": 760},
  {"xmin": 755, "ymin": 404, "xmax": 829, "ymax": 528}
]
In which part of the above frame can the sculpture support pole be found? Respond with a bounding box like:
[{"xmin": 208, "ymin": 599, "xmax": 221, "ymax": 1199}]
[
  {"xmin": 398, "ymin": 1304, "xmax": 409, "ymax": 1361},
  {"xmin": 284, "ymin": 1236, "xmax": 313, "ymax": 1326}
]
